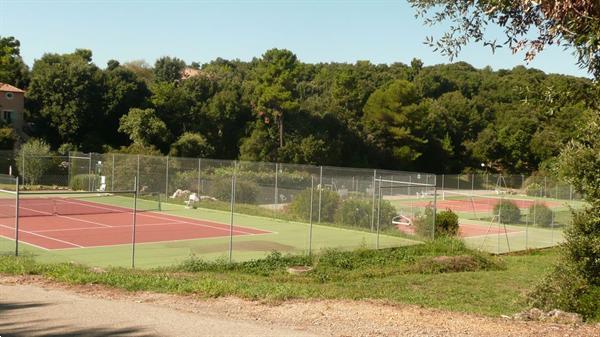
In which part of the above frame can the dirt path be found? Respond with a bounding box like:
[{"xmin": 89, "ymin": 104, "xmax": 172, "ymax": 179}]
[{"xmin": 1, "ymin": 276, "xmax": 598, "ymax": 337}]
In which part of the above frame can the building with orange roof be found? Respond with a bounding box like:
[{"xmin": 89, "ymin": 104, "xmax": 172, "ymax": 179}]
[{"xmin": 0, "ymin": 83, "xmax": 26, "ymax": 135}]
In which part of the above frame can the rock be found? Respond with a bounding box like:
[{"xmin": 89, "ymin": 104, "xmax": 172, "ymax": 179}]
[
  {"xmin": 286, "ymin": 266, "xmax": 313, "ymax": 275},
  {"xmin": 541, "ymin": 309, "xmax": 582, "ymax": 325},
  {"xmin": 90, "ymin": 267, "xmax": 107, "ymax": 274},
  {"xmin": 512, "ymin": 308, "xmax": 582, "ymax": 324}
]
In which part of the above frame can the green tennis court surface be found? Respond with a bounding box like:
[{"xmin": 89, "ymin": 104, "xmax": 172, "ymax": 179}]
[{"xmin": 0, "ymin": 195, "xmax": 420, "ymax": 268}]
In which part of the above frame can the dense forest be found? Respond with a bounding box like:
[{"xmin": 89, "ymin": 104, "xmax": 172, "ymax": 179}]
[{"xmin": 0, "ymin": 36, "xmax": 594, "ymax": 174}]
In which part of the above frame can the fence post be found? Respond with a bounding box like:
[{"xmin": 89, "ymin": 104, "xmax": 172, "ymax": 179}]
[
  {"xmin": 165, "ymin": 156, "xmax": 169, "ymax": 198},
  {"xmin": 21, "ymin": 151, "xmax": 25, "ymax": 186},
  {"xmin": 441, "ymin": 174, "xmax": 445, "ymax": 200},
  {"xmin": 471, "ymin": 174, "xmax": 474, "ymax": 192},
  {"xmin": 88, "ymin": 152, "xmax": 92, "ymax": 191},
  {"xmin": 318, "ymin": 166, "xmax": 323, "ymax": 223},
  {"xmin": 370, "ymin": 169, "xmax": 376, "ymax": 232},
  {"xmin": 111, "ymin": 154, "xmax": 115, "ymax": 192},
  {"xmin": 131, "ymin": 176, "xmax": 138, "ymax": 268},
  {"xmin": 198, "ymin": 158, "xmax": 202, "ymax": 197},
  {"xmin": 14, "ymin": 176, "xmax": 20, "ymax": 256},
  {"xmin": 569, "ymin": 184, "xmax": 573, "ymax": 201},
  {"xmin": 228, "ymin": 162, "xmax": 237, "ymax": 263},
  {"xmin": 376, "ymin": 178, "xmax": 381, "ymax": 249},
  {"xmin": 136, "ymin": 155, "xmax": 140, "ymax": 190},
  {"xmin": 432, "ymin": 185, "xmax": 437, "ymax": 241},
  {"xmin": 308, "ymin": 176, "xmax": 314, "ymax": 256},
  {"xmin": 274, "ymin": 163, "xmax": 278, "ymax": 218}
]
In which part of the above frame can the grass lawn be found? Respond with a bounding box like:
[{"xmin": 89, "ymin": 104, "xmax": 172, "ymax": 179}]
[{"xmin": 0, "ymin": 239, "xmax": 560, "ymax": 317}]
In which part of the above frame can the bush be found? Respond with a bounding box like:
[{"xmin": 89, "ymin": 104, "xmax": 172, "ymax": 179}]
[
  {"xmin": 69, "ymin": 174, "xmax": 98, "ymax": 191},
  {"xmin": 525, "ymin": 182, "xmax": 543, "ymax": 197},
  {"xmin": 15, "ymin": 139, "xmax": 52, "ymax": 185},
  {"xmin": 435, "ymin": 209, "xmax": 459, "ymax": 236},
  {"xmin": 289, "ymin": 188, "xmax": 339, "ymax": 222},
  {"xmin": 209, "ymin": 178, "xmax": 259, "ymax": 204},
  {"xmin": 335, "ymin": 199, "xmax": 370, "ymax": 227},
  {"xmin": 334, "ymin": 198, "xmax": 396, "ymax": 229},
  {"xmin": 493, "ymin": 199, "xmax": 521, "ymax": 224},
  {"xmin": 169, "ymin": 170, "xmax": 199, "ymax": 192},
  {"xmin": 529, "ymin": 203, "xmax": 553, "ymax": 227},
  {"xmin": 413, "ymin": 205, "xmax": 435, "ymax": 238}
]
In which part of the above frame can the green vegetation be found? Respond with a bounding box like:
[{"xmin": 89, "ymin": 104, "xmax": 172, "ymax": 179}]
[
  {"xmin": 494, "ymin": 200, "xmax": 521, "ymax": 224},
  {"xmin": 529, "ymin": 203, "xmax": 553, "ymax": 227},
  {"xmin": 1, "ymin": 35, "xmax": 595, "ymax": 173},
  {"xmin": 0, "ymin": 240, "xmax": 566, "ymax": 317},
  {"xmin": 435, "ymin": 209, "xmax": 459, "ymax": 236}
]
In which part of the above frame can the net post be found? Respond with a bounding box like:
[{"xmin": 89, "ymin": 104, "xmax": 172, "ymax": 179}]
[
  {"xmin": 308, "ymin": 175, "xmax": 314, "ymax": 257},
  {"xmin": 370, "ymin": 169, "xmax": 376, "ymax": 232},
  {"xmin": 15, "ymin": 176, "xmax": 20, "ymax": 256},
  {"xmin": 317, "ymin": 166, "xmax": 323, "ymax": 223},
  {"xmin": 131, "ymin": 176, "xmax": 138, "ymax": 269},
  {"xmin": 228, "ymin": 162, "xmax": 237, "ymax": 263}
]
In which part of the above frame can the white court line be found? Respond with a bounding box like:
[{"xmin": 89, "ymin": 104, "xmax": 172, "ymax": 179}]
[
  {"xmin": 135, "ymin": 212, "xmax": 258, "ymax": 235},
  {"xmin": 0, "ymin": 223, "xmax": 83, "ymax": 248},
  {"xmin": 48, "ymin": 230, "xmax": 276, "ymax": 251},
  {"xmin": 33, "ymin": 221, "xmax": 190, "ymax": 233},
  {"xmin": 0, "ymin": 233, "xmax": 51, "ymax": 251},
  {"xmin": 57, "ymin": 214, "xmax": 113, "ymax": 228}
]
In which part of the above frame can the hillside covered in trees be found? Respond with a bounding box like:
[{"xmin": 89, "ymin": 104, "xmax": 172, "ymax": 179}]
[{"xmin": 1, "ymin": 36, "xmax": 594, "ymax": 173}]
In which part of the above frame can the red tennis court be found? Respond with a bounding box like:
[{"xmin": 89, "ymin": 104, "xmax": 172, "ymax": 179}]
[
  {"xmin": 0, "ymin": 197, "xmax": 270, "ymax": 250},
  {"xmin": 406, "ymin": 196, "xmax": 561, "ymax": 213}
]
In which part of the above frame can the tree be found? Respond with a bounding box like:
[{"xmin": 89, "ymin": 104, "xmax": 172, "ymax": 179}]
[
  {"xmin": 0, "ymin": 127, "xmax": 16, "ymax": 150},
  {"xmin": 15, "ymin": 139, "xmax": 52, "ymax": 185},
  {"xmin": 249, "ymin": 49, "xmax": 300, "ymax": 151},
  {"xmin": 153, "ymin": 56, "xmax": 186, "ymax": 83},
  {"xmin": 363, "ymin": 80, "xmax": 428, "ymax": 166},
  {"xmin": 169, "ymin": 132, "xmax": 214, "ymax": 158},
  {"xmin": 118, "ymin": 108, "xmax": 170, "ymax": 148},
  {"xmin": 26, "ymin": 49, "xmax": 105, "ymax": 148},
  {"xmin": 0, "ymin": 36, "xmax": 29, "ymax": 88},
  {"xmin": 409, "ymin": 1, "xmax": 600, "ymax": 78},
  {"xmin": 103, "ymin": 61, "xmax": 151, "ymax": 147}
]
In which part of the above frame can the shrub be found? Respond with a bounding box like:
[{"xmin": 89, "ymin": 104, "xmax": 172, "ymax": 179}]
[
  {"xmin": 525, "ymin": 182, "xmax": 543, "ymax": 197},
  {"xmin": 169, "ymin": 132, "xmax": 214, "ymax": 158},
  {"xmin": 493, "ymin": 199, "xmax": 521, "ymax": 224},
  {"xmin": 435, "ymin": 209, "xmax": 459, "ymax": 237},
  {"xmin": 335, "ymin": 199, "xmax": 370, "ymax": 227},
  {"xmin": 413, "ymin": 205, "xmax": 435, "ymax": 238},
  {"xmin": 15, "ymin": 139, "xmax": 52, "ymax": 185},
  {"xmin": 529, "ymin": 203, "xmax": 553, "ymax": 227},
  {"xmin": 334, "ymin": 198, "xmax": 396, "ymax": 229},
  {"xmin": 289, "ymin": 188, "xmax": 339, "ymax": 222},
  {"xmin": 69, "ymin": 174, "xmax": 98, "ymax": 191},
  {"xmin": 208, "ymin": 178, "xmax": 258, "ymax": 204},
  {"xmin": 169, "ymin": 170, "xmax": 199, "ymax": 192}
]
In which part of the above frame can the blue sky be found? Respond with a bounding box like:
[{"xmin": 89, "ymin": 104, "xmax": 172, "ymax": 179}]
[{"xmin": 0, "ymin": 0, "xmax": 589, "ymax": 77}]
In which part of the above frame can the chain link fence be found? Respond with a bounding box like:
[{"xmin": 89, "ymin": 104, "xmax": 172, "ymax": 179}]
[{"xmin": 0, "ymin": 150, "xmax": 586, "ymax": 266}]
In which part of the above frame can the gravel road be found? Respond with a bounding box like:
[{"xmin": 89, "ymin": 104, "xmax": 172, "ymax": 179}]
[{"xmin": 1, "ymin": 276, "xmax": 598, "ymax": 337}]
